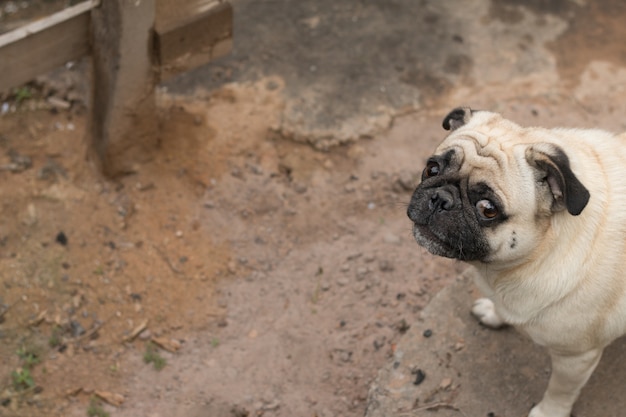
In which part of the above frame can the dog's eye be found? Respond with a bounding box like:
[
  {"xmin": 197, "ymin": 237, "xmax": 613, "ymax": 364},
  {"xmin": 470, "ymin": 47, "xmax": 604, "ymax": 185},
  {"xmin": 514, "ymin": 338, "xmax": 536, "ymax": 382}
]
[
  {"xmin": 476, "ymin": 199, "xmax": 499, "ymax": 220},
  {"xmin": 423, "ymin": 161, "xmax": 441, "ymax": 179}
]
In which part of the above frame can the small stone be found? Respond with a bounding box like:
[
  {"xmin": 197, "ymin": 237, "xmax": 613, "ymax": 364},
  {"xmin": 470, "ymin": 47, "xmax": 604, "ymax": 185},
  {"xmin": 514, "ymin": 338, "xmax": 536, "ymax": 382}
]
[
  {"xmin": 423, "ymin": 329, "xmax": 433, "ymax": 338},
  {"xmin": 395, "ymin": 319, "xmax": 410, "ymax": 334},
  {"xmin": 70, "ymin": 320, "xmax": 85, "ymax": 337},
  {"xmin": 346, "ymin": 252, "xmax": 362, "ymax": 261},
  {"xmin": 355, "ymin": 266, "xmax": 370, "ymax": 280},
  {"xmin": 293, "ymin": 182, "xmax": 308, "ymax": 194},
  {"xmin": 373, "ymin": 336, "xmax": 386, "ymax": 351},
  {"xmin": 138, "ymin": 329, "xmax": 152, "ymax": 340},
  {"xmin": 337, "ymin": 277, "xmax": 349, "ymax": 286},
  {"xmin": 339, "ymin": 350, "xmax": 352, "ymax": 362},
  {"xmin": 379, "ymin": 260, "xmax": 394, "ymax": 272},
  {"xmin": 383, "ymin": 233, "xmax": 400, "ymax": 244},
  {"xmin": 396, "ymin": 170, "xmax": 417, "ymax": 190},
  {"xmin": 56, "ymin": 232, "xmax": 68, "ymax": 246},
  {"xmin": 440, "ymin": 378, "xmax": 452, "ymax": 390},
  {"xmin": 412, "ymin": 369, "xmax": 426, "ymax": 385}
]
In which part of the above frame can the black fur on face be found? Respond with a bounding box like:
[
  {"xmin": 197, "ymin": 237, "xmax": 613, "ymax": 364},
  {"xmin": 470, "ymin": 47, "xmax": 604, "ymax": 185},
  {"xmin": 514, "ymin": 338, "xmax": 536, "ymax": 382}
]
[{"xmin": 407, "ymin": 152, "xmax": 492, "ymax": 262}]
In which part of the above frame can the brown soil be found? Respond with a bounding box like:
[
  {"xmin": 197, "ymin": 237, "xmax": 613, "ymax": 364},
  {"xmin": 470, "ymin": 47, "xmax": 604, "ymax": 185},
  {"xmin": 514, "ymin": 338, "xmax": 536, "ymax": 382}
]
[{"xmin": 0, "ymin": 76, "xmax": 464, "ymax": 417}]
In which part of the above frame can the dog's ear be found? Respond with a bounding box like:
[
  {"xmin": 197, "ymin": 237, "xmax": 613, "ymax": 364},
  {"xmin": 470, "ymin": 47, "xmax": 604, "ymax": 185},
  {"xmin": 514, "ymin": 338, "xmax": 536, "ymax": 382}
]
[
  {"xmin": 526, "ymin": 144, "xmax": 590, "ymax": 215},
  {"xmin": 442, "ymin": 107, "xmax": 474, "ymax": 131}
]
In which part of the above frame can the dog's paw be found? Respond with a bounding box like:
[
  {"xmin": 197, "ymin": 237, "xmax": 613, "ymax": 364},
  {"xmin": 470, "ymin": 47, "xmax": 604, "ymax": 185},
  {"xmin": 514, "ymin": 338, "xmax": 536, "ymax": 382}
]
[
  {"xmin": 528, "ymin": 403, "xmax": 570, "ymax": 417},
  {"xmin": 471, "ymin": 298, "xmax": 505, "ymax": 328}
]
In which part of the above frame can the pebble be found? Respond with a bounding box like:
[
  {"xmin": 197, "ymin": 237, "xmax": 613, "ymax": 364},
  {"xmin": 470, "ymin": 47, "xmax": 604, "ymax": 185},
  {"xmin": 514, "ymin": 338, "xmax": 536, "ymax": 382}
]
[
  {"xmin": 423, "ymin": 329, "xmax": 433, "ymax": 338},
  {"xmin": 373, "ymin": 336, "xmax": 386, "ymax": 351},
  {"xmin": 440, "ymin": 378, "xmax": 452, "ymax": 390},
  {"xmin": 70, "ymin": 320, "xmax": 85, "ymax": 337},
  {"xmin": 293, "ymin": 183, "xmax": 308, "ymax": 194},
  {"xmin": 383, "ymin": 233, "xmax": 400, "ymax": 244},
  {"xmin": 138, "ymin": 329, "xmax": 152, "ymax": 340},
  {"xmin": 355, "ymin": 266, "xmax": 370, "ymax": 280},
  {"xmin": 396, "ymin": 170, "xmax": 417, "ymax": 191},
  {"xmin": 346, "ymin": 252, "xmax": 362, "ymax": 260},
  {"xmin": 337, "ymin": 277, "xmax": 349, "ymax": 286},
  {"xmin": 379, "ymin": 259, "xmax": 394, "ymax": 272},
  {"xmin": 395, "ymin": 319, "xmax": 410, "ymax": 334},
  {"xmin": 56, "ymin": 231, "xmax": 68, "ymax": 246},
  {"xmin": 412, "ymin": 369, "xmax": 426, "ymax": 385}
]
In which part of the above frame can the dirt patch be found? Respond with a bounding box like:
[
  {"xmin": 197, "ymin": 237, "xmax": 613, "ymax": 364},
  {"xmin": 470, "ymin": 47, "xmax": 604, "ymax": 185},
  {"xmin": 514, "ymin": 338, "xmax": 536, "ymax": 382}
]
[
  {"xmin": 546, "ymin": 0, "xmax": 626, "ymax": 88},
  {"xmin": 0, "ymin": 75, "xmax": 463, "ymax": 417}
]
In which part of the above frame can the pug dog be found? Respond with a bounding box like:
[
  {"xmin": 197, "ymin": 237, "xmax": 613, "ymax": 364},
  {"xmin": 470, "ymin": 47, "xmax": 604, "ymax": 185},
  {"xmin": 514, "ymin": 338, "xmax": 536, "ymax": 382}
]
[{"xmin": 407, "ymin": 107, "xmax": 626, "ymax": 417}]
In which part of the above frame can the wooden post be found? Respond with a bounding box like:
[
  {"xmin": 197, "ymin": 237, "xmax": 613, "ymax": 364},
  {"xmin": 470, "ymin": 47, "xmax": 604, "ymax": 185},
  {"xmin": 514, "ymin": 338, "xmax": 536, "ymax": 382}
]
[
  {"xmin": 0, "ymin": 0, "xmax": 232, "ymax": 176},
  {"xmin": 89, "ymin": 0, "xmax": 158, "ymax": 176}
]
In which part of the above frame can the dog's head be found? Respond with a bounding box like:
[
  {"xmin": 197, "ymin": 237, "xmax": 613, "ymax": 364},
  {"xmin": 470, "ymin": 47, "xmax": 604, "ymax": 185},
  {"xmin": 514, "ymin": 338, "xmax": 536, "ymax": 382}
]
[{"xmin": 407, "ymin": 107, "xmax": 590, "ymax": 264}]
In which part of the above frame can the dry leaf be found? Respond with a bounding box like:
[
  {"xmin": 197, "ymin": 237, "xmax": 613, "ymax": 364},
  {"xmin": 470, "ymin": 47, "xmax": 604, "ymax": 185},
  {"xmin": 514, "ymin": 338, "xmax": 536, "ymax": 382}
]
[
  {"xmin": 151, "ymin": 336, "xmax": 181, "ymax": 352},
  {"xmin": 65, "ymin": 387, "xmax": 82, "ymax": 396},
  {"xmin": 95, "ymin": 390, "xmax": 124, "ymax": 406},
  {"xmin": 27, "ymin": 310, "xmax": 47, "ymax": 327}
]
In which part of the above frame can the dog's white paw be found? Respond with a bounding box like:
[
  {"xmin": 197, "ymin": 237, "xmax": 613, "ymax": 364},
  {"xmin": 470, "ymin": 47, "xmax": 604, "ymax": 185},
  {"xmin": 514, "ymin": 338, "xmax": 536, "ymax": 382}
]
[
  {"xmin": 528, "ymin": 402, "xmax": 570, "ymax": 417},
  {"xmin": 471, "ymin": 298, "xmax": 505, "ymax": 328}
]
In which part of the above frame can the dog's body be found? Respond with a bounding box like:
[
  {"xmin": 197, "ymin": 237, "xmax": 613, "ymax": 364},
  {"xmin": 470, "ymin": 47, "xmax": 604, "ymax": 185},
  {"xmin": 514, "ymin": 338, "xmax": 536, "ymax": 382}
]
[{"xmin": 407, "ymin": 108, "xmax": 626, "ymax": 417}]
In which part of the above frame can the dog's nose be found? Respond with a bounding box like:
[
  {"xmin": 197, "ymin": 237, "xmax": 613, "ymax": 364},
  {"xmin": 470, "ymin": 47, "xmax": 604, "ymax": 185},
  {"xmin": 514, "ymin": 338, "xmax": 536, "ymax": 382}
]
[{"xmin": 429, "ymin": 189, "xmax": 455, "ymax": 212}]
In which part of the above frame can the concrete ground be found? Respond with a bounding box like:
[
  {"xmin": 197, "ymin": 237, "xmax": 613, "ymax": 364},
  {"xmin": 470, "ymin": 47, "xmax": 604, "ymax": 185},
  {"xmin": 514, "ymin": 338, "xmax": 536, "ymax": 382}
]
[
  {"xmin": 169, "ymin": 0, "xmax": 626, "ymax": 144},
  {"xmin": 366, "ymin": 270, "xmax": 626, "ymax": 417}
]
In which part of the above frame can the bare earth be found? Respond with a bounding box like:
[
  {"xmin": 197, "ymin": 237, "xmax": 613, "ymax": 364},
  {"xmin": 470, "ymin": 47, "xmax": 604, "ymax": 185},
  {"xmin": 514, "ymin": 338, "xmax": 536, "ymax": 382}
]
[
  {"xmin": 2, "ymin": 1, "xmax": 626, "ymax": 417},
  {"xmin": 0, "ymin": 76, "xmax": 467, "ymax": 417}
]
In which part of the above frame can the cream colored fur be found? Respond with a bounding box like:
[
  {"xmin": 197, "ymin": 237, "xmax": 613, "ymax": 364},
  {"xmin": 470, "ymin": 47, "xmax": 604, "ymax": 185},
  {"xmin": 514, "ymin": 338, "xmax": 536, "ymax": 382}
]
[{"xmin": 438, "ymin": 111, "xmax": 626, "ymax": 417}]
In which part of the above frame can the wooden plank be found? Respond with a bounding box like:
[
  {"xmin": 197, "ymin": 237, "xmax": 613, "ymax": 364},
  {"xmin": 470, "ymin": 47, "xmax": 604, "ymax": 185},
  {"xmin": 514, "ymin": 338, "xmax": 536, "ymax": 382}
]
[
  {"xmin": 155, "ymin": 0, "xmax": 233, "ymax": 81},
  {"xmin": 89, "ymin": 0, "xmax": 159, "ymax": 176},
  {"xmin": 0, "ymin": 0, "xmax": 99, "ymax": 93},
  {"xmin": 0, "ymin": 0, "xmax": 98, "ymax": 48}
]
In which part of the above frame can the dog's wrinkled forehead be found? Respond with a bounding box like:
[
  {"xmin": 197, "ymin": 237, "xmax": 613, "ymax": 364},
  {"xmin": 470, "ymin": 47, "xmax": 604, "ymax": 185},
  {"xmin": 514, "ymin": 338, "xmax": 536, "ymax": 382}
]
[{"xmin": 436, "ymin": 107, "xmax": 526, "ymax": 171}]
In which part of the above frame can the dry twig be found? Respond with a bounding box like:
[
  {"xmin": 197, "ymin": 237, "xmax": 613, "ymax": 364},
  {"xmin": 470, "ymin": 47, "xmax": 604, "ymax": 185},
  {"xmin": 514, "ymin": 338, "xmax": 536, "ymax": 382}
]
[{"xmin": 401, "ymin": 402, "xmax": 467, "ymax": 417}]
